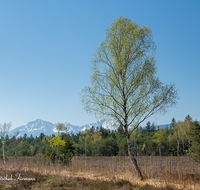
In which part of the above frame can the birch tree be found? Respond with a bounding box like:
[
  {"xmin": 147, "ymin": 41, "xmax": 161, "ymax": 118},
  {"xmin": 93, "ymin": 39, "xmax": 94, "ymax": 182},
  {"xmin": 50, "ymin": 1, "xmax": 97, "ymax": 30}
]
[
  {"xmin": 80, "ymin": 16, "xmax": 178, "ymax": 179},
  {"xmin": 172, "ymin": 122, "xmax": 182, "ymax": 156},
  {"xmin": 0, "ymin": 122, "xmax": 11, "ymax": 165},
  {"xmin": 56, "ymin": 123, "xmax": 67, "ymax": 153},
  {"xmin": 91, "ymin": 130, "xmax": 102, "ymax": 157},
  {"xmin": 79, "ymin": 129, "xmax": 91, "ymax": 156},
  {"xmin": 179, "ymin": 121, "xmax": 187, "ymax": 155},
  {"xmin": 153, "ymin": 128, "xmax": 167, "ymax": 156}
]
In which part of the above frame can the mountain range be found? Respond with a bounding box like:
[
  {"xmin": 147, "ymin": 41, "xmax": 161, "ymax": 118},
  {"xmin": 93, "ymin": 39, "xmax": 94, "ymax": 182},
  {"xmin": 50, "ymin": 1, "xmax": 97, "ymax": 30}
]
[
  {"xmin": 9, "ymin": 119, "xmax": 200, "ymax": 138},
  {"xmin": 8, "ymin": 119, "xmax": 119, "ymax": 138}
]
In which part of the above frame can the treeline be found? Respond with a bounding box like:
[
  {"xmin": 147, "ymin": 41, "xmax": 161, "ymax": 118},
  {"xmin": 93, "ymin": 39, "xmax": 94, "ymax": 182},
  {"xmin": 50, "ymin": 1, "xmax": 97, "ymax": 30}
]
[{"xmin": 0, "ymin": 115, "xmax": 199, "ymax": 160}]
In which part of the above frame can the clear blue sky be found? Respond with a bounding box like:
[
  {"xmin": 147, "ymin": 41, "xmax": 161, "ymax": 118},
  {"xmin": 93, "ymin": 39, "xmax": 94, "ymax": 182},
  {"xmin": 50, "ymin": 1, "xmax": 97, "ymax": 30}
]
[{"xmin": 0, "ymin": 0, "xmax": 199, "ymax": 130}]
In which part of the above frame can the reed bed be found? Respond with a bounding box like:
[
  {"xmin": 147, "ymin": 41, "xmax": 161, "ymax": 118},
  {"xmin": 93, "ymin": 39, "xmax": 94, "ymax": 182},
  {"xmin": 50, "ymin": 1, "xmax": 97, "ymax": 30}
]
[{"xmin": 0, "ymin": 156, "xmax": 200, "ymax": 189}]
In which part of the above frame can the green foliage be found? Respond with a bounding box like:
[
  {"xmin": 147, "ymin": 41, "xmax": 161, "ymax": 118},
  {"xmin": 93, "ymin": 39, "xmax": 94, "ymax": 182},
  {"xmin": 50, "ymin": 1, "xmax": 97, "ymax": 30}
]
[
  {"xmin": 188, "ymin": 120, "xmax": 200, "ymax": 160},
  {"xmin": 153, "ymin": 128, "xmax": 168, "ymax": 146},
  {"xmin": 81, "ymin": 16, "xmax": 178, "ymax": 137},
  {"xmin": 116, "ymin": 126, "xmax": 128, "ymax": 155},
  {"xmin": 0, "ymin": 154, "xmax": 8, "ymax": 161},
  {"xmin": 48, "ymin": 136, "xmax": 65, "ymax": 148},
  {"xmin": 1, "ymin": 115, "xmax": 199, "ymax": 158},
  {"xmin": 58, "ymin": 149, "xmax": 73, "ymax": 165},
  {"xmin": 44, "ymin": 176, "xmax": 57, "ymax": 187},
  {"xmin": 56, "ymin": 123, "xmax": 67, "ymax": 136},
  {"xmin": 153, "ymin": 128, "xmax": 168, "ymax": 156},
  {"xmin": 43, "ymin": 125, "xmax": 75, "ymax": 165},
  {"xmin": 44, "ymin": 146, "xmax": 57, "ymax": 164},
  {"xmin": 98, "ymin": 136, "xmax": 118, "ymax": 156}
]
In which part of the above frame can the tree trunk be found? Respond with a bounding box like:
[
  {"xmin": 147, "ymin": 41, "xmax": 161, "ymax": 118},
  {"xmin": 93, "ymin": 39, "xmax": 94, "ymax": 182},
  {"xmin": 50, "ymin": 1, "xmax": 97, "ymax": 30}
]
[
  {"xmin": 95, "ymin": 141, "xmax": 97, "ymax": 157},
  {"xmin": 134, "ymin": 134, "xmax": 137, "ymax": 156},
  {"xmin": 85, "ymin": 139, "xmax": 87, "ymax": 156},
  {"xmin": 177, "ymin": 139, "xmax": 180, "ymax": 156},
  {"xmin": 159, "ymin": 146, "xmax": 161, "ymax": 156},
  {"xmin": 126, "ymin": 133, "xmax": 143, "ymax": 179},
  {"xmin": 182, "ymin": 139, "xmax": 185, "ymax": 156},
  {"xmin": 3, "ymin": 139, "xmax": 6, "ymax": 165},
  {"xmin": 50, "ymin": 148, "xmax": 54, "ymax": 166},
  {"xmin": 188, "ymin": 138, "xmax": 191, "ymax": 156},
  {"xmin": 15, "ymin": 140, "xmax": 17, "ymax": 160}
]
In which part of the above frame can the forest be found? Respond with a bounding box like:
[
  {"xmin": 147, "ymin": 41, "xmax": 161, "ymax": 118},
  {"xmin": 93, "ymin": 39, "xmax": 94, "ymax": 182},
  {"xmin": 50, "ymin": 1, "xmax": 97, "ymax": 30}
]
[{"xmin": 0, "ymin": 115, "xmax": 199, "ymax": 164}]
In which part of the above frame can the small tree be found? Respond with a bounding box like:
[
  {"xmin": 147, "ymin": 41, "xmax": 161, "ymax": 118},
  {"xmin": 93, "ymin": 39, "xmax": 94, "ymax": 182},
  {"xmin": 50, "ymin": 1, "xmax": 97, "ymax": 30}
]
[
  {"xmin": 45, "ymin": 123, "xmax": 67, "ymax": 165},
  {"xmin": 0, "ymin": 122, "xmax": 11, "ymax": 165},
  {"xmin": 55, "ymin": 123, "xmax": 67, "ymax": 153},
  {"xmin": 81, "ymin": 16, "xmax": 178, "ymax": 178},
  {"xmin": 48, "ymin": 135, "xmax": 65, "ymax": 164}
]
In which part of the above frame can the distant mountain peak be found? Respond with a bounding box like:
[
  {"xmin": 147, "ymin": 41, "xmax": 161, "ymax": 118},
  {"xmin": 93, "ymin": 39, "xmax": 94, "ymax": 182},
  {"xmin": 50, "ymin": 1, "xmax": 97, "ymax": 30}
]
[{"xmin": 9, "ymin": 118, "xmax": 117, "ymax": 138}]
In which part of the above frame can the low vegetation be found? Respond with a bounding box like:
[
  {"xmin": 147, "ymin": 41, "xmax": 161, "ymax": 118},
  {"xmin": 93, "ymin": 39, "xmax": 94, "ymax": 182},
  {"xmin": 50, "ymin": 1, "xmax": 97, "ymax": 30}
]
[{"xmin": 0, "ymin": 156, "xmax": 199, "ymax": 189}]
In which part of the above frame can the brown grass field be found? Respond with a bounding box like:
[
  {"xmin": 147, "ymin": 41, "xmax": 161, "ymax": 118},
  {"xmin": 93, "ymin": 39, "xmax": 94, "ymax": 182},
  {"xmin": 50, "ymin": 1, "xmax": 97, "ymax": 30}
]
[{"xmin": 0, "ymin": 156, "xmax": 199, "ymax": 189}]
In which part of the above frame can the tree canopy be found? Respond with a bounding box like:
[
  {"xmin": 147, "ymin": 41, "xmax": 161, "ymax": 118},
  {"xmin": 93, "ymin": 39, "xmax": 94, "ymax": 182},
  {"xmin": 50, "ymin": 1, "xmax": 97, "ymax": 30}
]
[{"xmin": 81, "ymin": 16, "xmax": 178, "ymax": 135}]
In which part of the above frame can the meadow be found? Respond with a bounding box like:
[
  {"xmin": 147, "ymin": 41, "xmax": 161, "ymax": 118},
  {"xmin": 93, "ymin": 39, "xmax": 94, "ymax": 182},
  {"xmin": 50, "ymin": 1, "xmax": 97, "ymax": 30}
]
[{"xmin": 0, "ymin": 156, "xmax": 199, "ymax": 189}]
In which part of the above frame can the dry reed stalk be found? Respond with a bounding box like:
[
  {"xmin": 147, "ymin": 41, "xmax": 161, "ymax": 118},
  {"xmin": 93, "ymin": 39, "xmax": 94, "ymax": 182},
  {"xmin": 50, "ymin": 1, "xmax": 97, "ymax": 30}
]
[{"xmin": 0, "ymin": 156, "xmax": 199, "ymax": 190}]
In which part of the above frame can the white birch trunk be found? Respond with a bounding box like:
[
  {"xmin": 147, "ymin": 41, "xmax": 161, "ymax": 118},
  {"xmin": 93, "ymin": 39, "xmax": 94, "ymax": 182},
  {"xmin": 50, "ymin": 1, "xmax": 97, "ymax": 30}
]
[
  {"xmin": 177, "ymin": 139, "xmax": 180, "ymax": 156},
  {"xmin": 3, "ymin": 139, "xmax": 6, "ymax": 165},
  {"xmin": 159, "ymin": 146, "xmax": 161, "ymax": 156},
  {"xmin": 182, "ymin": 139, "xmax": 185, "ymax": 155},
  {"xmin": 85, "ymin": 139, "xmax": 87, "ymax": 156},
  {"xmin": 126, "ymin": 133, "xmax": 143, "ymax": 179},
  {"xmin": 95, "ymin": 141, "xmax": 97, "ymax": 157},
  {"xmin": 134, "ymin": 134, "xmax": 137, "ymax": 156}
]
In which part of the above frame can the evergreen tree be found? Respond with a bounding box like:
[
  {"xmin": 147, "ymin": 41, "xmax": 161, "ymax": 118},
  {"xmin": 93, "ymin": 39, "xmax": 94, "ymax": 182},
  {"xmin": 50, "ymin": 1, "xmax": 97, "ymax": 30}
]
[
  {"xmin": 151, "ymin": 122, "xmax": 156, "ymax": 132},
  {"xmin": 98, "ymin": 136, "xmax": 118, "ymax": 156},
  {"xmin": 90, "ymin": 126, "xmax": 95, "ymax": 134},
  {"xmin": 184, "ymin": 115, "xmax": 193, "ymax": 152},
  {"xmin": 99, "ymin": 126, "xmax": 110, "ymax": 139},
  {"xmin": 145, "ymin": 121, "xmax": 151, "ymax": 133},
  {"xmin": 188, "ymin": 120, "xmax": 200, "ymax": 160},
  {"xmin": 39, "ymin": 133, "xmax": 45, "ymax": 140},
  {"xmin": 116, "ymin": 126, "xmax": 128, "ymax": 155},
  {"xmin": 170, "ymin": 117, "xmax": 176, "ymax": 131}
]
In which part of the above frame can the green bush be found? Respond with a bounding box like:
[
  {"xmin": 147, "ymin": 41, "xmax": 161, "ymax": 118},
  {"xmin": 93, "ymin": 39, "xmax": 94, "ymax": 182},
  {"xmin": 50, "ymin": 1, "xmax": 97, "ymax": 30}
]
[
  {"xmin": 58, "ymin": 150, "xmax": 73, "ymax": 165},
  {"xmin": 0, "ymin": 154, "xmax": 8, "ymax": 161}
]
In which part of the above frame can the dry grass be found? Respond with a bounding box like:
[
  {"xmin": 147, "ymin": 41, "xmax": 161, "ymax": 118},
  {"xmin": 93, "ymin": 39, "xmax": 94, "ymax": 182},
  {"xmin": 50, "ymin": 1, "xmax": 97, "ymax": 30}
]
[{"xmin": 0, "ymin": 156, "xmax": 199, "ymax": 189}]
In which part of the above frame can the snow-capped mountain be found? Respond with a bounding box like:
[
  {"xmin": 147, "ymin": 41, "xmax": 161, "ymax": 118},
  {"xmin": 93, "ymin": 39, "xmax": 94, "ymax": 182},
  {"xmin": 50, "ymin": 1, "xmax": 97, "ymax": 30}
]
[
  {"xmin": 9, "ymin": 119, "xmax": 199, "ymax": 138},
  {"xmin": 9, "ymin": 119, "xmax": 119, "ymax": 138}
]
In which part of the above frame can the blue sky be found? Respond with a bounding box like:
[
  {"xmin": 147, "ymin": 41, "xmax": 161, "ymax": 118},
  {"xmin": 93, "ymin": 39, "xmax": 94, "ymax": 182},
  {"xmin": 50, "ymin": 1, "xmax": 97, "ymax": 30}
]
[{"xmin": 0, "ymin": 0, "xmax": 199, "ymax": 130}]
